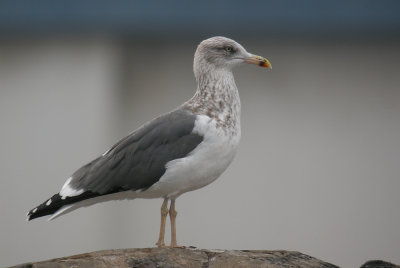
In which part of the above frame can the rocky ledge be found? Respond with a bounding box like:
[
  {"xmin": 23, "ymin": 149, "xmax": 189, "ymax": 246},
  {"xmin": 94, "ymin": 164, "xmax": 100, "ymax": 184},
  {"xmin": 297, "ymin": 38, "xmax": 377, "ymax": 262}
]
[
  {"xmin": 12, "ymin": 248, "xmax": 338, "ymax": 268},
  {"xmin": 10, "ymin": 248, "xmax": 400, "ymax": 268}
]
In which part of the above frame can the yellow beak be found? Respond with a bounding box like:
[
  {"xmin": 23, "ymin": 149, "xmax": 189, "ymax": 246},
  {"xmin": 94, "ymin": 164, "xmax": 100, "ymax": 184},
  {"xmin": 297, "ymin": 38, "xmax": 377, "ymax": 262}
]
[{"xmin": 244, "ymin": 54, "xmax": 272, "ymax": 69}]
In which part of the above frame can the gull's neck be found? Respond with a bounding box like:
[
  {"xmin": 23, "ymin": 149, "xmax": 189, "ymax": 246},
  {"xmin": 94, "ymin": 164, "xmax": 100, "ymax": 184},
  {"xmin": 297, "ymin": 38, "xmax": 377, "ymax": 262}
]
[{"xmin": 183, "ymin": 66, "xmax": 241, "ymax": 133}]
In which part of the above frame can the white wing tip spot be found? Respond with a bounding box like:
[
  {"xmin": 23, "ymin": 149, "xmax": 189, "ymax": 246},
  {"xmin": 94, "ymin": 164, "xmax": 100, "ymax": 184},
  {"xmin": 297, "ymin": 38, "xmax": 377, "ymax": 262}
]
[
  {"xmin": 60, "ymin": 177, "xmax": 84, "ymax": 199},
  {"xmin": 46, "ymin": 199, "xmax": 52, "ymax": 206}
]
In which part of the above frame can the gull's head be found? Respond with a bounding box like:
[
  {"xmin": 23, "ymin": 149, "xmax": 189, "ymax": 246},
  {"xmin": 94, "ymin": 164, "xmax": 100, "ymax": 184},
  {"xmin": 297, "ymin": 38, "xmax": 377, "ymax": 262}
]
[{"xmin": 194, "ymin": 36, "xmax": 271, "ymax": 79}]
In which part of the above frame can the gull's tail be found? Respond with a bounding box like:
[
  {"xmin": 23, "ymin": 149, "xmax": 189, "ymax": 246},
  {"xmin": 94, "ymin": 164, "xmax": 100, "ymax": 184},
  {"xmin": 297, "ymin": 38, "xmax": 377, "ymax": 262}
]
[{"xmin": 26, "ymin": 191, "xmax": 100, "ymax": 221}]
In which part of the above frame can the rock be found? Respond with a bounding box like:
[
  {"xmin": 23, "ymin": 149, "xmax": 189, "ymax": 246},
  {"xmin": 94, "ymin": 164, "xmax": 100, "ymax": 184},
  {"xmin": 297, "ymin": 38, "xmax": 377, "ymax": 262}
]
[
  {"xmin": 10, "ymin": 248, "xmax": 339, "ymax": 268},
  {"xmin": 360, "ymin": 260, "xmax": 400, "ymax": 268}
]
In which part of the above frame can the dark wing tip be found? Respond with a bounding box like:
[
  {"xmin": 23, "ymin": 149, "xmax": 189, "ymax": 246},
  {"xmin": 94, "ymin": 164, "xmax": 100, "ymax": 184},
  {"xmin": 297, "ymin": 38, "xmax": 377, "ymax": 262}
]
[
  {"xmin": 26, "ymin": 191, "xmax": 107, "ymax": 221},
  {"xmin": 27, "ymin": 193, "xmax": 61, "ymax": 221}
]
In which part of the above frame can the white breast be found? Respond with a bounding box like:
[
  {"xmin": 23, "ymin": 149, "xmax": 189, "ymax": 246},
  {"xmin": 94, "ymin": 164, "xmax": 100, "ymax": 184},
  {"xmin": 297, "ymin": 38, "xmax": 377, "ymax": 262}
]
[{"xmin": 141, "ymin": 114, "xmax": 241, "ymax": 199}]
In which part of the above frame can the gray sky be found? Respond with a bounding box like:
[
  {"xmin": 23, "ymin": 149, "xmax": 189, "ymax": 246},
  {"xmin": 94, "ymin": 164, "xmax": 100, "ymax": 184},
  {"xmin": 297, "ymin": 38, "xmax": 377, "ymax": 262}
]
[{"xmin": 0, "ymin": 36, "xmax": 399, "ymax": 267}]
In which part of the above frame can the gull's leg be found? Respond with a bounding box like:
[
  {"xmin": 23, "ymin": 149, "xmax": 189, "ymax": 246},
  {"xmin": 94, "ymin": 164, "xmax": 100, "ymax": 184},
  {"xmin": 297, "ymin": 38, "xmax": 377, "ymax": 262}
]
[
  {"xmin": 156, "ymin": 198, "xmax": 169, "ymax": 247},
  {"xmin": 169, "ymin": 199, "xmax": 182, "ymax": 248}
]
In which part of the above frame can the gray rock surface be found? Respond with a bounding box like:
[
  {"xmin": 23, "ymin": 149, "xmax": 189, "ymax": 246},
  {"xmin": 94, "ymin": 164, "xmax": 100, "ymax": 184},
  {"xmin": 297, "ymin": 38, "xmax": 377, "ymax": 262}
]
[
  {"xmin": 11, "ymin": 248, "xmax": 339, "ymax": 268},
  {"xmin": 360, "ymin": 260, "xmax": 400, "ymax": 268}
]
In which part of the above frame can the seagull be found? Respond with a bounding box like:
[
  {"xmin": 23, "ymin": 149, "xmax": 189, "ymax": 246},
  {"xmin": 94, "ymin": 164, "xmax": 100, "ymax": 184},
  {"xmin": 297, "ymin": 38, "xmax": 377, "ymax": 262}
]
[{"xmin": 27, "ymin": 36, "xmax": 271, "ymax": 248}]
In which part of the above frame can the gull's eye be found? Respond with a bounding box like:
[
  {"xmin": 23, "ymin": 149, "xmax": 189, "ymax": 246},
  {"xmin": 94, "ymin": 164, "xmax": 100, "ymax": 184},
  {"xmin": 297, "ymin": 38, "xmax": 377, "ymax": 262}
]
[{"xmin": 225, "ymin": 46, "xmax": 233, "ymax": 52}]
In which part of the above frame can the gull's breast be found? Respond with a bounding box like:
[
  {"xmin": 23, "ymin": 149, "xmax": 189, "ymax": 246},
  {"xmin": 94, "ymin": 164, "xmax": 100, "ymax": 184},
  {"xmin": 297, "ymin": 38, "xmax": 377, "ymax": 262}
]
[{"xmin": 142, "ymin": 114, "xmax": 241, "ymax": 199}]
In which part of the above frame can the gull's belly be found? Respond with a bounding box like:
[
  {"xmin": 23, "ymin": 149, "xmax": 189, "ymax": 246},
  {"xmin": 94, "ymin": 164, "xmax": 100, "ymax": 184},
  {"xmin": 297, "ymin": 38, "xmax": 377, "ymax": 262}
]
[
  {"xmin": 143, "ymin": 115, "xmax": 241, "ymax": 199},
  {"xmin": 146, "ymin": 135, "xmax": 239, "ymax": 198}
]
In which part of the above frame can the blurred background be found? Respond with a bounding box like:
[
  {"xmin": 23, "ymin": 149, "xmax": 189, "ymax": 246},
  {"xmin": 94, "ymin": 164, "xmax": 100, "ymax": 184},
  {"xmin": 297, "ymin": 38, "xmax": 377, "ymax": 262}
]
[{"xmin": 1, "ymin": 1, "xmax": 400, "ymax": 267}]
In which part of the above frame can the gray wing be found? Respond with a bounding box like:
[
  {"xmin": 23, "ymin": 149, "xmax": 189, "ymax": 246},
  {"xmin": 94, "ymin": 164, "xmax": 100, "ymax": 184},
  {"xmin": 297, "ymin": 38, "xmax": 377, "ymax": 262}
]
[
  {"xmin": 69, "ymin": 109, "xmax": 203, "ymax": 194},
  {"xmin": 27, "ymin": 108, "xmax": 203, "ymax": 221}
]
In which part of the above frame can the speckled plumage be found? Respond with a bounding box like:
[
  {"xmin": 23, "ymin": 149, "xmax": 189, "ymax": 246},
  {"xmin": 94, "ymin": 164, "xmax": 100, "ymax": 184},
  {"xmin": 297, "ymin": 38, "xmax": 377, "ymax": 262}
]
[
  {"xmin": 184, "ymin": 37, "xmax": 244, "ymax": 136},
  {"xmin": 183, "ymin": 69, "xmax": 240, "ymax": 136}
]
